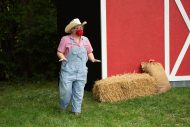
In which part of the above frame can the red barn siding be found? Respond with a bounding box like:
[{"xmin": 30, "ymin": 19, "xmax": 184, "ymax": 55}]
[{"xmin": 106, "ymin": 0, "xmax": 164, "ymax": 76}]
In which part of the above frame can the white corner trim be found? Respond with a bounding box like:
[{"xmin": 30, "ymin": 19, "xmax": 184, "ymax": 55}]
[{"xmin": 100, "ymin": 0, "xmax": 108, "ymax": 79}]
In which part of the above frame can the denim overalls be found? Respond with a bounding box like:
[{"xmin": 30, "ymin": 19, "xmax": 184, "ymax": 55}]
[{"xmin": 59, "ymin": 39, "xmax": 88, "ymax": 113}]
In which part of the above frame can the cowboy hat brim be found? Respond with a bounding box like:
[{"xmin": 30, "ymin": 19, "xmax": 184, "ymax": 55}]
[{"xmin": 65, "ymin": 21, "xmax": 87, "ymax": 33}]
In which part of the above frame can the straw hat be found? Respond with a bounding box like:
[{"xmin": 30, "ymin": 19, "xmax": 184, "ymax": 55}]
[{"xmin": 65, "ymin": 18, "xmax": 87, "ymax": 33}]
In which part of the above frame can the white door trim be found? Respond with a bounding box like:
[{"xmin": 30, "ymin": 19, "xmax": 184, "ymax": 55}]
[
  {"xmin": 100, "ymin": 0, "xmax": 108, "ymax": 79},
  {"xmin": 164, "ymin": 0, "xmax": 190, "ymax": 81}
]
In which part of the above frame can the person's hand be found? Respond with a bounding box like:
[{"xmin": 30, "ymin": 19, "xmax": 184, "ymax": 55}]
[
  {"xmin": 93, "ymin": 59, "xmax": 101, "ymax": 63},
  {"xmin": 59, "ymin": 58, "xmax": 68, "ymax": 62}
]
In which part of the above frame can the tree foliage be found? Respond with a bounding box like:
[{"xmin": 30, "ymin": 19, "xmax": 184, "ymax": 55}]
[{"xmin": 0, "ymin": 0, "xmax": 57, "ymax": 81}]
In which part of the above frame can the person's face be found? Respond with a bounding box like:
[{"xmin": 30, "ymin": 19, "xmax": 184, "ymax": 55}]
[
  {"xmin": 74, "ymin": 25, "xmax": 83, "ymax": 30},
  {"xmin": 71, "ymin": 25, "xmax": 84, "ymax": 33}
]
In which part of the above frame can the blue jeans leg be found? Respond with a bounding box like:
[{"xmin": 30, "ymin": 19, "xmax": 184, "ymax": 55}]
[
  {"xmin": 71, "ymin": 80, "xmax": 85, "ymax": 113},
  {"xmin": 59, "ymin": 74, "xmax": 72, "ymax": 110}
]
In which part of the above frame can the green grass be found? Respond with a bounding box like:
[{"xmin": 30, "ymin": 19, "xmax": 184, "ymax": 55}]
[{"xmin": 1, "ymin": 81, "xmax": 190, "ymax": 127}]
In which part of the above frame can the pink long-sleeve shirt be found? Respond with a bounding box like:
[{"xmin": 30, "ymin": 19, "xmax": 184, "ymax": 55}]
[{"xmin": 57, "ymin": 35, "xmax": 93, "ymax": 57}]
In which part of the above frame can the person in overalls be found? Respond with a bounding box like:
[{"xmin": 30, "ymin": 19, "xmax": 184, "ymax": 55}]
[{"xmin": 57, "ymin": 18, "xmax": 100, "ymax": 115}]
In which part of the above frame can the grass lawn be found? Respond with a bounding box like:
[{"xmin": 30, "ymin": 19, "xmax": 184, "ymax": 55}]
[{"xmin": 1, "ymin": 81, "xmax": 190, "ymax": 127}]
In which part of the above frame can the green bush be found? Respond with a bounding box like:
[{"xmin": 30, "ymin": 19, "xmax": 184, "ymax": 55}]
[{"xmin": 0, "ymin": 0, "xmax": 57, "ymax": 81}]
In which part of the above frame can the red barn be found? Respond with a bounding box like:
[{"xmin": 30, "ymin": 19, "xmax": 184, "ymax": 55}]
[
  {"xmin": 101, "ymin": 0, "xmax": 190, "ymax": 81},
  {"xmin": 57, "ymin": 0, "xmax": 190, "ymax": 89}
]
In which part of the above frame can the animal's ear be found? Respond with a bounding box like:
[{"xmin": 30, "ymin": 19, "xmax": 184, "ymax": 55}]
[{"xmin": 149, "ymin": 59, "xmax": 155, "ymax": 62}]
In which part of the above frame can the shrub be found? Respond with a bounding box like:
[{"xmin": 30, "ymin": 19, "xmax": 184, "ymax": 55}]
[{"xmin": 0, "ymin": 0, "xmax": 57, "ymax": 81}]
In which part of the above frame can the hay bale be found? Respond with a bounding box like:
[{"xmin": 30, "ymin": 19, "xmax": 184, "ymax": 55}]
[
  {"xmin": 141, "ymin": 61, "xmax": 171, "ymax": 93},
  {"xmin": 92, "ymin": 73, "xmax": 157, "ymax": 102}
]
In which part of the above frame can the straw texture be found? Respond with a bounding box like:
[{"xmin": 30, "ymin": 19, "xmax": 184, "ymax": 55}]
[{"xmin": 92, "ymin": 73, "xmax": 157, "ymax": 102}]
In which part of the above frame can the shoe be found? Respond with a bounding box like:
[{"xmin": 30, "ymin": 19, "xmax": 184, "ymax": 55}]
[
  {"xmin": 60, "ymin": 108, "xmax": 66, "ymax": 113},
  {"xmin": 74, "ymin": 112, "xmax": 81, "ymax": 116}
]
